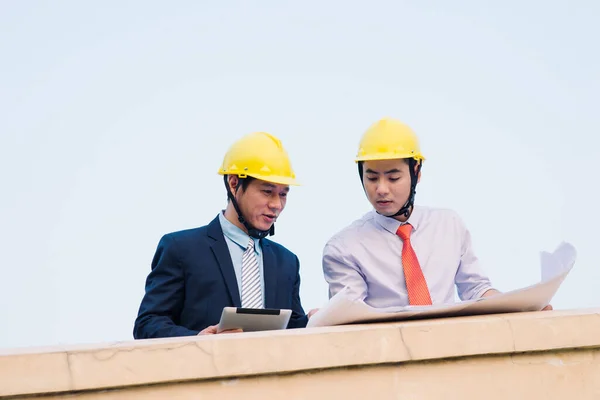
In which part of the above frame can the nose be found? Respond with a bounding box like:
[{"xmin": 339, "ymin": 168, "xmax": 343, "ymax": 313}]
[
  {"xmin": 268, "ymin": 196, "xmax": 283, "ymax": 212},
  {"xmin": 376, "ymin": 181, "xmax": 389, "ymax": 197}
]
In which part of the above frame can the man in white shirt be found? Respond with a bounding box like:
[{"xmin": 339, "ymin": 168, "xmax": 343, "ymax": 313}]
[{"xmin": 322, "ymin": 117, "xmax": 552, "ymax": 310}]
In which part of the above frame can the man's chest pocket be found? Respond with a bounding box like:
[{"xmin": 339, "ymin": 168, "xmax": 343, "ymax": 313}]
[
  {"xmin": 421, "ymin": 248, "xmax": 461, "ymax": 294},
  {"xmin": 186, "ymin": 264, "xmax": 226, "ymax": 295}
]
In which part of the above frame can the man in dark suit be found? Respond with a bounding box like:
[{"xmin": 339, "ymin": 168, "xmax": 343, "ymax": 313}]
[{"xmin": 133, "ymin": 131, "xmax": 314, "ymax": 339}]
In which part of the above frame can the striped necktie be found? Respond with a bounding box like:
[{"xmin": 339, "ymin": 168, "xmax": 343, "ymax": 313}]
[
  {"xmin": 241, "ymin": 238, "xmax": 263, "ymax": 308},
  {"xmin": 396, "ymin": 223, "xmax": 432, "ymax": 306}
]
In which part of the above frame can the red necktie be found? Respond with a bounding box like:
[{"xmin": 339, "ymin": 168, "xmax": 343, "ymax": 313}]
[{"xmin": 396, "ymin": 223, "xmax": 432, "ymax": 305}]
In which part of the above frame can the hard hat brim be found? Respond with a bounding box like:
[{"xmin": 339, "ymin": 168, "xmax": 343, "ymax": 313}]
[
  {"xmin": 218, "ymin": 171, "xmax": 301, "ymax": 186},
  {"xmin": 355, "ymin": 153, "xmax": 426, "ymax": 163}
]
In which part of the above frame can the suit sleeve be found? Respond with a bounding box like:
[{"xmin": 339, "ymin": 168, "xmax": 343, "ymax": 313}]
[
  {"xmin": 286, "ymin": 254, "xmax": 308, "ymax": 329},
  {"xmin": 133, "ymin": 234, "xmax": 199, "ymax": 338}
]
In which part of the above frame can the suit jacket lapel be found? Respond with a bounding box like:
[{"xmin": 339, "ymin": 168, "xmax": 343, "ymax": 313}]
[
  {"xmin": 207, "ymin": 216, "xmax": 241, "ymax": 307},
  {"xmin": 261, "ymin": 240, "xmax": 277, "ymax": 309}
]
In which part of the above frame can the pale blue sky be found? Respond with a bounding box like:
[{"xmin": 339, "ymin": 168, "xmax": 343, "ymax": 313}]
[{"xmin": 1, "ymin": 1, "xmax": 598, "ymax": 349}]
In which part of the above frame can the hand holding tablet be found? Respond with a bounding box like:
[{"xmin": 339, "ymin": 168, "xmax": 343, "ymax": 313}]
[{"xmin": 216, "ymin": 307, "xmax": 292, "ymax": 333}]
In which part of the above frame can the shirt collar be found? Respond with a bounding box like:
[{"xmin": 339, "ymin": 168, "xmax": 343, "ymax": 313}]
[
  {"xmin": 218, "ymin": 211, "xmax": 260, "ymax": 251},
  {"xmin": 372, "ymin": 205, "xmax": 423, "ymax": 235}
]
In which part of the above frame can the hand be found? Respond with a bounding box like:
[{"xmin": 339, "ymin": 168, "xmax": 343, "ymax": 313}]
[
  {"xmin": 307, "ymin": 308, "xmax": 319, "ymax": 319},
  {"xmin": 541, "ymin": 304, "xmax": 553, "ymax": 311},
  {"xmin": 198, "ymin": 324, "xmax": 243, "ymax": 335}
]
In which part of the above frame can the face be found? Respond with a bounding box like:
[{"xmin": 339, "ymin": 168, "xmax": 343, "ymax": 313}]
[
  {"xmin": 362, "ymin": 158, "xmax": 419, "ymax": 219},
  {"xmin": 229, "ymin": 176, "xmax": 289, "ymax": 231}
]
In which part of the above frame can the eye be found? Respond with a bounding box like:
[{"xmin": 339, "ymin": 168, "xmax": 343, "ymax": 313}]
[
  {"xmin": 280, "ymin": 192, "xmax": 288, "ymax": 198},
  {"xmin": 389, "ymin": 177, "xmax": 400, "ymax": 182},
  {"xmin": 366, "ymin": 176, "xmax": 377, "ymax": 182},
  {"xmin": 262, "ymin": 190, "xmax": 272, "ymax": 195}
]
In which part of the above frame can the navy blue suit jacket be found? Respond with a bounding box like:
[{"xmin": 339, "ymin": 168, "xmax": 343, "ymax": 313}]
[{"xmin": 133, "ymin": 216, "xmax": 308, "ymax": 339}]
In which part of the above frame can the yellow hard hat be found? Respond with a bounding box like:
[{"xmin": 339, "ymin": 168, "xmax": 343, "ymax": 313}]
[
  {"xmin": 218, "ymin": 131, "xmax": 300, "ymax": 186},
  {"xmin": 355, "ymin": 117, "xmax": 425, "ymax": 162}
]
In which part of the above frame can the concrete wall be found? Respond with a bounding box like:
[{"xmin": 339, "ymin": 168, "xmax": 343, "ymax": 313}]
[{"xmin": 2, "ymin": 308, "xmax": 599, "ymax": 399}]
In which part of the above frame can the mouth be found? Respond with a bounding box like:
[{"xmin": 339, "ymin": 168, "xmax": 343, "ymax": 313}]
[
  {"xmin": 376, "ymin": 200, "xmax": 393, "ymax": 206},
  {"xmin": 262, "ymin": 214, "xmax": 277, "ymax": 223}
]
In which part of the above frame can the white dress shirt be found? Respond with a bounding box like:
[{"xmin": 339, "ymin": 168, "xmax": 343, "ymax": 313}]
[
  {"xmin": 322, "ymin": 205, "xmax": 494, "ymax": 308},
  {"xmin": 218, "ymin": 211, "xmax": 265, "ymax": 305}
]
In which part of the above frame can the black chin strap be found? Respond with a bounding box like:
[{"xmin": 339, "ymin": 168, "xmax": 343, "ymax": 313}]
[
  {"xmin": 224, "ymin": 176, "xmax": 274, "ymax": 239},
  {"xmin": 358, "ymin": 159, "xmax": 422, "ymax": 219}
]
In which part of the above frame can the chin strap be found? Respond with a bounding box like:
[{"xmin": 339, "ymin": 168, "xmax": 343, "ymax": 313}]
[
  {"xmin": 358, "ymin": 159, "xmax": 422, "ymax": 219},
  {"xmin": 224, "ymin": 176, "xmax": 274, "ymax": 239}
]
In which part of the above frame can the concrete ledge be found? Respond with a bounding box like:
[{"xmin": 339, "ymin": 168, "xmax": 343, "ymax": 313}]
[
  {"xmin": 1, "ymin": 308, "xmax": 600, "ymax": 398},
  {"xmin": 42, "ymin": 348, "xmax": 600, "ymax": 400}
]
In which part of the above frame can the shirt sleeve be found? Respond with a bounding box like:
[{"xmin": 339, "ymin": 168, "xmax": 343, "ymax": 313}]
[
  {"xmin": 454, "ymin": 215, "xmax": 494, "ymax": 301},
  {"xmin": 322, "ymin": 237, "xmax": 368, "ymax": 301}
]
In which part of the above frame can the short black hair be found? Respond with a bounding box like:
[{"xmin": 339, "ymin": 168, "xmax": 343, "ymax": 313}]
[
  {"xmin": 224, "ymin": 175, "xmax": 255, "ymax": 200},
  {"xmin": 237, "ymin": 176, "xmax": 255, "ymax": 192}
]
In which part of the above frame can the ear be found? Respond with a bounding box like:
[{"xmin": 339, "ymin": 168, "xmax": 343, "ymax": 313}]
[
  {"xmin": 414, "ymin": 162, "xmax": 422, "ymax": 183},
  {"xmin": 227, "ymin": 175, "xmax": 239, "ymax": 193}
]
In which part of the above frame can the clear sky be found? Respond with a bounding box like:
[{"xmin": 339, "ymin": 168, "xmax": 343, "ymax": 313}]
[{"xmin": 1, "ymin": 1, "xmax": 598, "ymax": 349}]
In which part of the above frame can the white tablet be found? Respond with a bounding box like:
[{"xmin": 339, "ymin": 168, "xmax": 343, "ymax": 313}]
[{"xmin": 216, "ymin": 307, "xmax": 292, "ymax": 333}]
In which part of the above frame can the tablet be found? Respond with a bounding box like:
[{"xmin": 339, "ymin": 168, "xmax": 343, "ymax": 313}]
[{"xmin": 216, "ymin": 307, "xmax": 292, "ymax": 333}]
